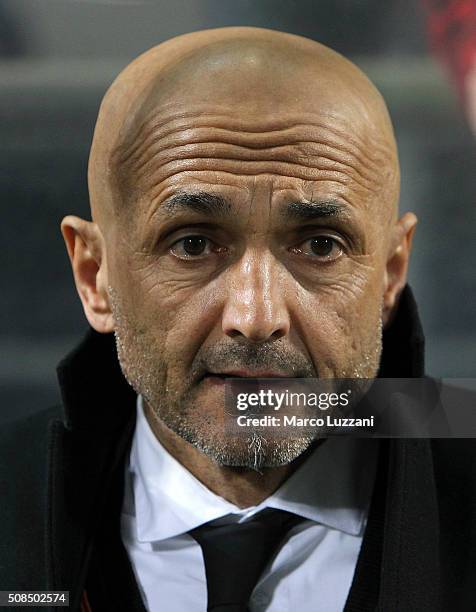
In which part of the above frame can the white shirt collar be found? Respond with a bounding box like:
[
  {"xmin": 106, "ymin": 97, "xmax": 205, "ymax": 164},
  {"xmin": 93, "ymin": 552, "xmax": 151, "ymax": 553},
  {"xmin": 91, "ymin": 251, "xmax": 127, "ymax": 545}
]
[{"xmin": 123, "ymin": 395, "xmax": 377, "ymax": 543}]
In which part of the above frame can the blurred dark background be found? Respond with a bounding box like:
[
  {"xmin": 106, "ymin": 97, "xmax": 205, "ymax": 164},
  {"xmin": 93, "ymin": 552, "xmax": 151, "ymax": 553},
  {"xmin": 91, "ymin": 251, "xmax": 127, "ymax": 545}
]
[{"xmin": 1, "ymin": 0, "xmax": 475, "ymax": 424}]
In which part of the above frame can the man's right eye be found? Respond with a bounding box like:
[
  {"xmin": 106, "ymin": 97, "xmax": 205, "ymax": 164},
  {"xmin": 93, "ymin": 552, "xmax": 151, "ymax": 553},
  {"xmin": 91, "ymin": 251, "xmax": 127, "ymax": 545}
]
[{"xmin": 170, "ymin": 235, "xmax": 213, "ymax": 258}]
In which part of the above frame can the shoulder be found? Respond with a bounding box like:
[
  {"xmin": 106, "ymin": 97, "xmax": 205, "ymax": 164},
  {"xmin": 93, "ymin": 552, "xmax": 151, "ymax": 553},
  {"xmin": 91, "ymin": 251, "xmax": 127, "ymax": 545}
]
[
  {"xmin": 429, "ymin": 381, "xmax": 476, "ymax": 479},
  {"xmin": 0, "ymin": 406, "xmax": 64, "ymax": 589},
  {"xmin": 429, "ymin": 380, "xmax": 476, "ymax": 500},
  {"xmin": 429, "ymin": 438, "xmax": 476, "ymax": 607},
  {"xmin": 431, "ymin": 438, "xmax": 476, "ymax": 496},
  {"xmin": 0, "ymin": 404, "xmax": 64, "ymax": 520},
  {"xmin": 0, "ymin": 405, "xmax": 64, "ymax": 463}
]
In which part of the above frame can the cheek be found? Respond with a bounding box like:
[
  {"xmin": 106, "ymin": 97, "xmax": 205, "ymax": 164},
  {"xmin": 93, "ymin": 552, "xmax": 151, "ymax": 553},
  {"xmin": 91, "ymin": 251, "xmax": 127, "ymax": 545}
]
[
  {"xmin": 115, "ymin": 253, "xmax": 224, "ymax": 369},
  {"xmin": 295, "ymin": 262, "xmax": 384, "ymax": 370}
]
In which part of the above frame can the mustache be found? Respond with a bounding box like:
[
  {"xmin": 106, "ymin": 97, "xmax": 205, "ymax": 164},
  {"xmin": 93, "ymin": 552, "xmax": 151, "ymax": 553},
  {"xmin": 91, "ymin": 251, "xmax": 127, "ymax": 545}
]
[{"xmin": 190, "ymin": 341, "xmax": 317, "ymax": 381}]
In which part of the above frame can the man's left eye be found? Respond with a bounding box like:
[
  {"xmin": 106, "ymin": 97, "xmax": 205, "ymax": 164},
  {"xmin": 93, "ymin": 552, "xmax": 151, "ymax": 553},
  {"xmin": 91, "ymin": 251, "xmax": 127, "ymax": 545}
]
[
  {"xmin": 292, "ymin": 236, "xmax": 343, "ymax": 260},
  {"xmin": 170, "ymin": 235, "xmax": 214, "ymax": 258}
]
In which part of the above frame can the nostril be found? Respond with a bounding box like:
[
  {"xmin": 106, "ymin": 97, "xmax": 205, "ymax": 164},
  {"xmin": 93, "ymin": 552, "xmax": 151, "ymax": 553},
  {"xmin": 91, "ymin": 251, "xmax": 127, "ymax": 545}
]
[{"xmin": 224, "ymin": 329, "xmax": 245, "ymax": 339}]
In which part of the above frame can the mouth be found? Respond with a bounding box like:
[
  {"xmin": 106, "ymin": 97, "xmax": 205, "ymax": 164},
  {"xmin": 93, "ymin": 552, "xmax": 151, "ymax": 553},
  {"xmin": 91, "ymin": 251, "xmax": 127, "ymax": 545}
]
[{"xmin": 201, "ymin": 370, "xmax": 293, "ymax": 385}]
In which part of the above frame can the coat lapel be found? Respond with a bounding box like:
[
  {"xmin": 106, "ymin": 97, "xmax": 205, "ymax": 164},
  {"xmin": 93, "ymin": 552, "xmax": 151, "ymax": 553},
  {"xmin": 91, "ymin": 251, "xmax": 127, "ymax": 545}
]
[
  {"xmin": 46, "ymin": 331, "xmax": 136, "ymax": 610},
  {"xmin": 378, "ymin": 288, "xmax": 441, "ymax": 609},
  {"xmin": 377, "ymin": 439, "xmax": 441, "ymax": 611},
  {"xmin": 346, "ymin": 287, "xmax": 442, "ymax": 611}
]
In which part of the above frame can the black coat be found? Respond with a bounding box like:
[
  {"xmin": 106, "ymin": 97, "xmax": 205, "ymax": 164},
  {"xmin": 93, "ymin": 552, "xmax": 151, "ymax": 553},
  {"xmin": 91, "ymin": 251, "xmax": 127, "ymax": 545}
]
[{"xmin": 1, "ymin": 286, "xmax": 475, "ymax": 611}]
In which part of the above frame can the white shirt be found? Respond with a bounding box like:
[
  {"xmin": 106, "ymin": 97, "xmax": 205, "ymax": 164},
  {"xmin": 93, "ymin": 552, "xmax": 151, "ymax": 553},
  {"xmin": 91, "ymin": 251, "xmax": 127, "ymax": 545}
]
[{"xmin": 121, "ymin": 396, "xmax": 378, "ymax": 612}]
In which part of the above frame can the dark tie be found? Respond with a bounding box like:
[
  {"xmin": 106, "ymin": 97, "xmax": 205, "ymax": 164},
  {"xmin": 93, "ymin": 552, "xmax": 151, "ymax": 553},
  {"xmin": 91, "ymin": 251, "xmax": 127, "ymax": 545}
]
[{"xmin": 189, "ymin": 508, "xmax": 304, "ymax": 612}]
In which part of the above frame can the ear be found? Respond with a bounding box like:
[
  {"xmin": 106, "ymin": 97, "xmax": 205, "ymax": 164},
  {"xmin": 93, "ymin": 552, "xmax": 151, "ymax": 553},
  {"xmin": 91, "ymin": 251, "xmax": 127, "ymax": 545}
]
[
  {"xmin": 61, "ymin": 215, "xmax": 114, "ymax": 333},
  {"xmin": 382, "ymin": 212, "xmax": 418, "ymax": 328}
]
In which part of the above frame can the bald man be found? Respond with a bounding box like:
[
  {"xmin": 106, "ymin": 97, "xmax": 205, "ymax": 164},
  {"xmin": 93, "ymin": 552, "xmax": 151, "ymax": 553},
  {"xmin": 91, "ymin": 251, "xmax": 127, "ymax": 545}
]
[{"xmin": 1, "ymin": 27, "xmax": 475, "ymax": 612}]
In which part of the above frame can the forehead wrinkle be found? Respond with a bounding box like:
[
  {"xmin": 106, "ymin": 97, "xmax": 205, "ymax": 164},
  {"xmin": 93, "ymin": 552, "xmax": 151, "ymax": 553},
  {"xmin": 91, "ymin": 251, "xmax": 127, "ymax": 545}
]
[
  {"xmin": 112, "ymin": 115, "xmax": 395, "ymax": 212},
  {"xmin": 121, "ymin": 153, "xmax": 388, "ymax": 212},
  {"xmin": 121, "ymin": 123, "xmax": 390, "ymax": 187},
  {"xmin": 113, "ymin": 105, "xmax": 393, "ymax": 170},
  {"xmin": 146, "ymin": 137, "xmax": 382, "ymax": 188},
  {"xmin": 147, "ymin": 172, "xmax": 362, "ymax": 214},
  {"xmin": 133, "ymin": 145, "xmax": 381, "ymax": 200}
]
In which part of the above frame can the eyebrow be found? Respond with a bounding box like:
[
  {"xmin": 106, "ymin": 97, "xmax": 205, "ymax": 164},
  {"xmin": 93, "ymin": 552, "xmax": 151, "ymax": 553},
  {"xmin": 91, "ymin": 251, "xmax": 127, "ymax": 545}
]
[
  {"xmin": 161, "ymin": 191, "xmax": 231, "ymax": 216},
  {"xmin": 160, "ymin": 191, "xmax": 349, "ymax": 222},
  {"xmin": 283, "ymin": 200, "xmax": 350, "ymax": 221}
]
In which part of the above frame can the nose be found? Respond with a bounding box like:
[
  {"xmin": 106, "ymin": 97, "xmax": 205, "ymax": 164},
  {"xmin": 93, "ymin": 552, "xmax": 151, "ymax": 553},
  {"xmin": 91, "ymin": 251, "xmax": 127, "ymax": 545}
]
[{"xmin": 221, "ymin": 251, "xmax": 291, "ymax": 343}]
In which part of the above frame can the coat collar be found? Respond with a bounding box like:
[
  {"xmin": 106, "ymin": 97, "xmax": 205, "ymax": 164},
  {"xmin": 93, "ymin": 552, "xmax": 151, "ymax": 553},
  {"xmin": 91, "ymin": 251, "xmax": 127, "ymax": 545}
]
[{"xmin": 48, "ymin": 285, "xmax": 439, "ymax": 610}]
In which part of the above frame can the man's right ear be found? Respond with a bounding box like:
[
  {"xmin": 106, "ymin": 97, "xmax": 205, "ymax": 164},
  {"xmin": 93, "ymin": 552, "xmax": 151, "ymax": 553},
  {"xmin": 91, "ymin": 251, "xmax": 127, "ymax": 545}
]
[{"xmin": 61, "ymin": 215, "xmax": 114, "ymax": 333}]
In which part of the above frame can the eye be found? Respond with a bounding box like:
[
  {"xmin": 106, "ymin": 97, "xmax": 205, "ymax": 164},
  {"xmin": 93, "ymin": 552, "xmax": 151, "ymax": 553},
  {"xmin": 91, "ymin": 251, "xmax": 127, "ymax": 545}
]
[
  {"xmin": 291, "ymin": 236, "xmax": 343, "ymax": 261},
  {"xmin": 170, "ymin": 235, "xmax": 217, "ymax": 259}
]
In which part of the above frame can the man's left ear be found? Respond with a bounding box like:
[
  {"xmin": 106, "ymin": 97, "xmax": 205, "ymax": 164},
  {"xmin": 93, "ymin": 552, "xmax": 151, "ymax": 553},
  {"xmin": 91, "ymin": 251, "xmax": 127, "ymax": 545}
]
[{"xmin": 382, "ymin": 212, "xmax": 418, "ymax": 327}]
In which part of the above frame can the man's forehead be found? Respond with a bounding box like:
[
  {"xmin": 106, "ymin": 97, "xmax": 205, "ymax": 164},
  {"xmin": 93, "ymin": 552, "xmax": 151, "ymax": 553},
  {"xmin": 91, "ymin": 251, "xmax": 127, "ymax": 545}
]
[
  {"xmin": 111, "ymin": 104, "xmax": 395, "ymax": 222},
  {"xmin": 88, "ymin": 27, "xmax": 399, "ymax": 225}
]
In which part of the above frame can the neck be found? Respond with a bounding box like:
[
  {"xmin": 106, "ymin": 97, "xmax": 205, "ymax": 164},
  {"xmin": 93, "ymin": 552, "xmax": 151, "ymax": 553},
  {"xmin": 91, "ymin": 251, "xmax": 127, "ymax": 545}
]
[{"xmin": 142, "ymin": 400, "xmax": 312, "ymax": 508}]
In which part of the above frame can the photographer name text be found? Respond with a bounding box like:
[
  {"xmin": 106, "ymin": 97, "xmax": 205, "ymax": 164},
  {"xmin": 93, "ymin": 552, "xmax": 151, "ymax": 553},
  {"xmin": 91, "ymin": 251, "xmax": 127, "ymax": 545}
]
[{"xmin": 235, "ymin": 415, "xmax": 374, "ymax": 428}]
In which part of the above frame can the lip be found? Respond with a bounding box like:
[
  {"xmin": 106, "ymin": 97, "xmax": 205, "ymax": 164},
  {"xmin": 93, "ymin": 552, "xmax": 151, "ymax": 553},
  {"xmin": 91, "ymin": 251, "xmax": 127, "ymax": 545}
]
[
  {"xmin": 201, "ymin": 374, "xmax": 228, "ymax": 386},
  {"xmin": 205, "ymin": 369, "xmax": 292, "ymax": 379}
]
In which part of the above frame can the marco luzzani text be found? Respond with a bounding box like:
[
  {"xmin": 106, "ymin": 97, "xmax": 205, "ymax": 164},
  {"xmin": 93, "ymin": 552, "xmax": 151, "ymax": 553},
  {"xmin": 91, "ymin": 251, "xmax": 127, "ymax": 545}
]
[{"xmin": 234, "ymin": 389, "xmax": 374, "ymax": 429}]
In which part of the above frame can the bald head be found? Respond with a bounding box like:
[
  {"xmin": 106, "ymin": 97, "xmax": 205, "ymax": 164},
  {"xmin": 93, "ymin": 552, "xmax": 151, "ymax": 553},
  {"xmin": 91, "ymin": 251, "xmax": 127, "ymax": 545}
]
[{"xmin": 88, "ymin": 27, "xmax": 399, "ymax": 226}]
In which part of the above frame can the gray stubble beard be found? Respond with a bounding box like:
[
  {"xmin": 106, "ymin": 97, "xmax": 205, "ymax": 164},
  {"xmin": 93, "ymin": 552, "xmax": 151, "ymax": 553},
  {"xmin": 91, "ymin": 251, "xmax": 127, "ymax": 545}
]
[{"xmin": 108, "ymin": 285, "xmax": 383, "ymax": 471}]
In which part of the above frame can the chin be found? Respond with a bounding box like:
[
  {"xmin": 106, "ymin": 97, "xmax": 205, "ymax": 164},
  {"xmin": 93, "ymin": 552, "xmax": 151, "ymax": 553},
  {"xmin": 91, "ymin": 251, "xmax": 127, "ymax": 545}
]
[{"xmin": 178, "ymin": 427, "xmax": 317, "ymax": 471}]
